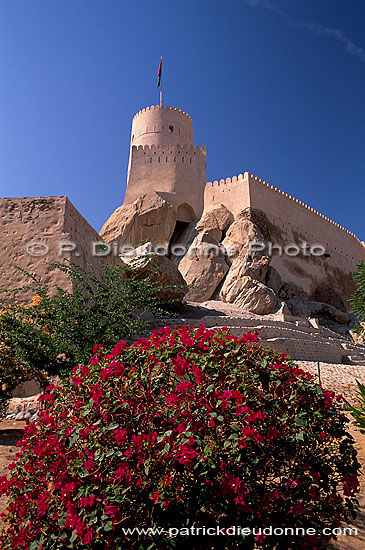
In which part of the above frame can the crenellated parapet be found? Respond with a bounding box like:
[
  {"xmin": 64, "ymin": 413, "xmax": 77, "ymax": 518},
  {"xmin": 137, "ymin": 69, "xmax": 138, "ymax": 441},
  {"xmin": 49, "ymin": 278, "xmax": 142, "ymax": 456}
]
[
  {"xmin": 130, "ymin": 143, "xmax": 206, "ymax": 167},
  {"xmin": 206, "ymin": 171, "xmax": 362, "ymax": 244},
  {"xmin": 132, "ymin": 104, "xmax": 191, "ymax": 121}
]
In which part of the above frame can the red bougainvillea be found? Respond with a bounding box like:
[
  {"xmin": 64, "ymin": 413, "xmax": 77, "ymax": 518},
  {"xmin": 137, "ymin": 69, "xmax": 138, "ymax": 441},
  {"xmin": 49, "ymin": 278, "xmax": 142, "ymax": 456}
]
[{"xmin": 0, "ymin": 325, "xmax": 360, "ymax": 549}]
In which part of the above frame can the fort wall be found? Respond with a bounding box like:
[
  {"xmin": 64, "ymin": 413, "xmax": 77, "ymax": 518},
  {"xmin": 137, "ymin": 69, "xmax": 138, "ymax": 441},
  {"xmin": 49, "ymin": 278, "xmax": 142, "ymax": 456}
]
[
  {"xmin": 0, "ymin": 196, "xmax": 105, "ymax": 302},
  {"xmin": 204, "ymin": 173, "xmax": 250, "ymax": 214},
  {"xmin": 204, "ymin": 172, "xmax": 365, "ymax": 308}
]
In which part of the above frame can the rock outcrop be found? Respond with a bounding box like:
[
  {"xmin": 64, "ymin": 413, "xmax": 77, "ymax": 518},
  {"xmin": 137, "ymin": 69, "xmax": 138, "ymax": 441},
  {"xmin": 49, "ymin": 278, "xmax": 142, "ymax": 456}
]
[
  {"xmin": 100, "ymin": 196, "xmax": 354, "ymax": 327},
  {"xmin": 195, "ymin": 205, "xmax": 234, "ymax": 241},
  {"xmin": 100, "ymin": 191, "xmax": 176, "ymax": 251},
  {"xmin": 220, "ymin": 276, "xmax": 277, "ymax": 314},
  {"xmin": 172, "ymin": 205, "xmax": 279, "ymax": 314},
  {"xmin": 179, "ymin": 233, "xmax": 229, "ymax": 302},
  {"xmin": 122, "ymin": 243, "xmax": 187, "ymax": 304},
  {"xmin": 218, "ymin": 211, "xmax": 277, "ymax": 313}
]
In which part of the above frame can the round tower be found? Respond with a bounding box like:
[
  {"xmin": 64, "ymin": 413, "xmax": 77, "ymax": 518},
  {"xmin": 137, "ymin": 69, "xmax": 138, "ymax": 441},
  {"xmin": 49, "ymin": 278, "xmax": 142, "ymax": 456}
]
[
  {"xmin": 124, "ymin": 105, "xmax": 206, "ymax": 222},
  {"xmin": 130, "ymin": 105, "xmax": 194, "ymax": 148}
]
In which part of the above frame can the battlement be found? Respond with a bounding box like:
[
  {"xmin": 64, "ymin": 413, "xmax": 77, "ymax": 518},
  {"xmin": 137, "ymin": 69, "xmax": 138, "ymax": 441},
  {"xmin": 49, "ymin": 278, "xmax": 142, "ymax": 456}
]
[
  {"xmin": 130, "ymin": 143, "xmax": 206, "ymax": 167},
  {"xmin": 132, "ymin": 143, "xmax": 206, "ymax": 155},
  {"xmin": 207, "ymin": 171, "xmax": 362, "ymax": 244},
  {"xmin": 132, "ymin": 105, "xmax": 191, "ymax": 121}
]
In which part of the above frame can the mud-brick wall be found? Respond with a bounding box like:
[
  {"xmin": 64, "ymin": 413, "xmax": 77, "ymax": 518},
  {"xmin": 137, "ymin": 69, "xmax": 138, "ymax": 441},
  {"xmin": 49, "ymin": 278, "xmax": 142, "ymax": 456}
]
[{"xmin": 0, "ymin": 196, "xmax": 105, "ymax": 302}]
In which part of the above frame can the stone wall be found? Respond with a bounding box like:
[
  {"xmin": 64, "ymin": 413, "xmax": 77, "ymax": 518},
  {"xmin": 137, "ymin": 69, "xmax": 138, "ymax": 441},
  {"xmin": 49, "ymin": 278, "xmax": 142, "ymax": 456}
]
[
  {"xmin": 125, "ymin": 144, "xmax": 207, "ymax": 221},
  {"xmin": 0, "ymin": 196, "xmax": 105, "ymax": 302},
  {"xmin": 203, "ymin": 172, "xmax": 365, "ymax": 309}
]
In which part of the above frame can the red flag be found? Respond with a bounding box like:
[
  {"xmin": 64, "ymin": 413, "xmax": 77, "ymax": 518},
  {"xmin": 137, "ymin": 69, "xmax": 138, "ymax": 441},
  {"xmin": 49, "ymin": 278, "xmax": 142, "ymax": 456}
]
[{"xmin": 157, "ymin": 57, "xmax": 162, "ymax": 87}]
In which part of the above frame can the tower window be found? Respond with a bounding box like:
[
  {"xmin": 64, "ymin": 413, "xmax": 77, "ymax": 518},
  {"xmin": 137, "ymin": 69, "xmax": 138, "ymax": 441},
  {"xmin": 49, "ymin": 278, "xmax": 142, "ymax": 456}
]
[
  {"xmin": 169, "ymin": 125, "xmax": 174, "ymax": 133},
  {"xmin": 132, "ymin": 134, "xmax": 134, "ymax": 140}
]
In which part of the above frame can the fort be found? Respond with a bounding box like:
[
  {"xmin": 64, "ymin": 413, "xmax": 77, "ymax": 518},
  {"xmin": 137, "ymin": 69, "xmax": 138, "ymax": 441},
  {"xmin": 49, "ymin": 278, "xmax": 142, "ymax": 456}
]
[
  {"xmin": 1, "ymin": 102, "xmax": 364, "ymax": 314},
  {"xmin": 123, "ymin": 104, "xmax": 365, "ymax": 310}
]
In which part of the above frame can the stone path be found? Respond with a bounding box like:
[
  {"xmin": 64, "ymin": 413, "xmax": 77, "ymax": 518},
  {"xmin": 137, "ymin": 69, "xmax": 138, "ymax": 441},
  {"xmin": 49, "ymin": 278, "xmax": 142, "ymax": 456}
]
[{"xmin": 297, "ymin": 361, "xmax": 365, "ymax": 405}]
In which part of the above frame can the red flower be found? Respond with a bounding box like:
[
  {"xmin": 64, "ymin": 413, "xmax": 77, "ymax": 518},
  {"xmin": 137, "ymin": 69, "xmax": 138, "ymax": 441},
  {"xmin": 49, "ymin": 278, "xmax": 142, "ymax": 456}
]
[{"xmin": 289, "ymin": 501, "xmax": 305, "ymax": 516}]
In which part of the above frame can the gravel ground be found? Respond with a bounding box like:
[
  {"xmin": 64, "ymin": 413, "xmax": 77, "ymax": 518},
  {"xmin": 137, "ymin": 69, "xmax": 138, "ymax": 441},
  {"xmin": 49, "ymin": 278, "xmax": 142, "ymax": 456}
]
[{"xmin": 297, "ymin": 361, "xmax": 365, "ymax": 405}]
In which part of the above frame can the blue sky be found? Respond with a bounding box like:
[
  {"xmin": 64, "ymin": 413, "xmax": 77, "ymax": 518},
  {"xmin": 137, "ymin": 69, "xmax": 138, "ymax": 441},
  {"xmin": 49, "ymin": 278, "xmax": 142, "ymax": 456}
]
[{"xmin": 0, "ymin": 0, "xmax": 364, "ymax": 237}]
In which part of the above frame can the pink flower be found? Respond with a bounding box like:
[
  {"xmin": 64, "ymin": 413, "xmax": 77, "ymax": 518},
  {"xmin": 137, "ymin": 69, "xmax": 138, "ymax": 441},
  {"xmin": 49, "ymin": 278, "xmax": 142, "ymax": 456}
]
[
  {"xmin": 343, "ymin": 474, "xmax": 359, "ymax": 496},
  {"xmin": 289, "ymin": 501, "xmax": 305, "ymax": 516},
  {"xmin": 172, "ymin": 355, "xmax": 190, "ymax": 376},
  {"xmin": 149, "ymin": 492, "xmax": 160, "ymax": 504},
  {"xmin": 114, "ymin": 429, "xmax": 128, "ymax": 445},
  {"xmin": 82, "ymin": 530, "xmax": 93, "ymax": 544},
  {"xmin": 110, "ymin": 341, "xmax": 128, "ymax": 357},
  {"xmin": 175, "ymin": 380, "xmax": 194, "ymax": 394}
]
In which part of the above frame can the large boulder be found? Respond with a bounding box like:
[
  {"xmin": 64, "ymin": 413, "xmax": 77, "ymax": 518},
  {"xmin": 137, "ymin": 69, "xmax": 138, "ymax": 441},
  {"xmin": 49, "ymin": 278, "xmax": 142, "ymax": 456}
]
[
  {"xmin": 220, "ymin": 275, "xmax": 277, "ymax": 315},
  {"xmin": 222, "ymin": 214, "xmax": 265, "ymax": 259},
  {"xmin": 178, "ymin": 233, "xmax": 229, "ymax": 302},
  {"xmin": 224, "ymin": 252, "xmax": 271, "ymax": 285},
  {"xmin": 195, "ymin": 205, "xmax": 234, "ymax": 241},
  {"xmin": 218, "ymin": 211, "xmax": 275, "ymax": 313},
  {"xmin": 100, "ymin": 192, "xmax": 176, "ymax": 251},
  {"xmin": 122, "ymin": 243, "xmax": 187, "ymax": 304}
]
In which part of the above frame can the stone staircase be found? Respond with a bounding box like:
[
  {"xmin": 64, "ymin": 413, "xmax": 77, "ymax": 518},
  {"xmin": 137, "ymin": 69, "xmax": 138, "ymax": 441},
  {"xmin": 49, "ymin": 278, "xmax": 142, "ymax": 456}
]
[{"xmin": 153, "ymin": 313, "xmax": 365, "ymax": 365}]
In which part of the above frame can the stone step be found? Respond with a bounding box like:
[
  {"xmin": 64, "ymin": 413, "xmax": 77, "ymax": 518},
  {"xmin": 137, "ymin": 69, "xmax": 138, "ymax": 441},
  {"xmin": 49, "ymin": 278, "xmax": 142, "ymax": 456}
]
[
  {"xmin": 151, "ymin": 318, "xmax": 365, "ymax": 364},
  {"xmin": 346, "ymin": 356, "xmax": 365, "ymax": 366}
]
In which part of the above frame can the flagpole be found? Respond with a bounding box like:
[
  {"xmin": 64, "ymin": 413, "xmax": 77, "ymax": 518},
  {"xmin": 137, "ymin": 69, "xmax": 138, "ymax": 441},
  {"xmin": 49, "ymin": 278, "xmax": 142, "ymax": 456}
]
[{"xmin": 157, "ymin": 57, "xmax": 163, "ymax": 107}]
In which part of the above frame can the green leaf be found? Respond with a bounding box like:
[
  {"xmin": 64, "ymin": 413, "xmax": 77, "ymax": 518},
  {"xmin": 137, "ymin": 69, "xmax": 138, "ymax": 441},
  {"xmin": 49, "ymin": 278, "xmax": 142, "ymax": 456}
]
[
  {"xmin": 295, "ymin": 415, "xmax": 308, "ymax": 427},
  {"xmin": 107, "ymin": 422, "xmax": 119, "ymax": 430}
]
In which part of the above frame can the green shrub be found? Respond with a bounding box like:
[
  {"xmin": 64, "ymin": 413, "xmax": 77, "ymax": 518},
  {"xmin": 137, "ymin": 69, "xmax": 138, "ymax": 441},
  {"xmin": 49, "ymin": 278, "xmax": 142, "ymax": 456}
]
[
  {"xmin": 345, "ymin": 380, "xmax": 365, "ymax": 435},
  {"xmin": 348, "ymin": 261, "xmax": 365, "ymax": 336},
  {"xmin": 0, "ymin": 261, "xmax": 165, "ymax": 417},
  {"xmin": 0, "ymin": 326, "xmax": 360, "ymax": 549}
]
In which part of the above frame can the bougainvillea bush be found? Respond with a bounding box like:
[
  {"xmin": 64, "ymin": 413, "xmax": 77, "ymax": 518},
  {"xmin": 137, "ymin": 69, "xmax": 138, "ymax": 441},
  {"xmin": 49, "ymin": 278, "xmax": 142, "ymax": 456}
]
[{"xmin": 0, "ymin": 326, "xmax": 360, "ymax": 549}]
